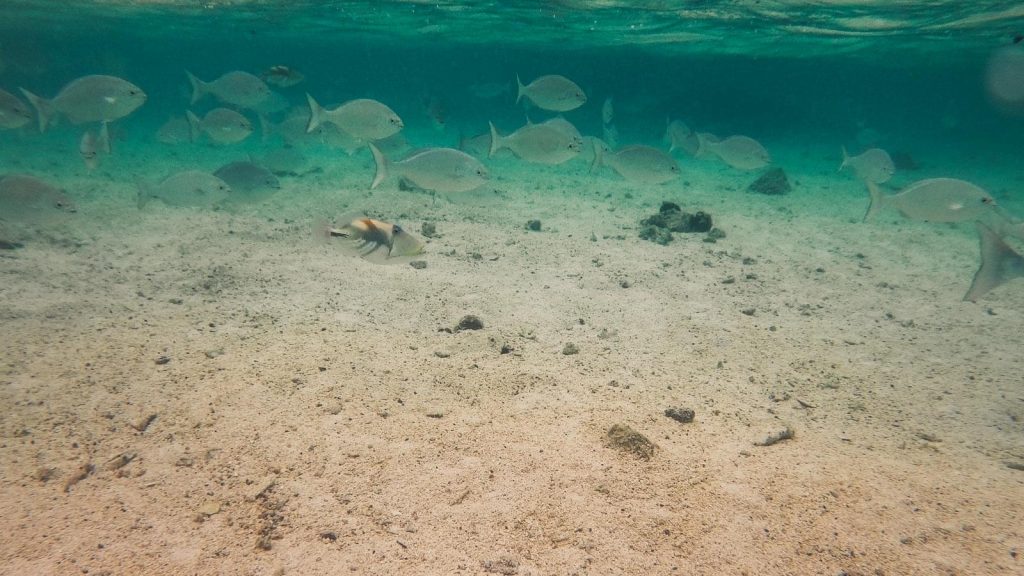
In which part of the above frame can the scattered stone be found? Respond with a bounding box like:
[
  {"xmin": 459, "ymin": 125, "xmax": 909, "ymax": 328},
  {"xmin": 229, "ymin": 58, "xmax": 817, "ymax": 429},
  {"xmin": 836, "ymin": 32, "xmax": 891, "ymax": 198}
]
[
  {"xmin": 169, "ymin": 297, "xmax": 184, "ymax": 305},
  {"xmin": 129, "ymin": 413, "xmax": 158, "ymax": 432},
  {"xmin": 639, "ymin": 202, "xmax": 714, "ymax": 245},
  {"xmin": 63, "ymin": 462, "xmax": 95, "ymax": 493},
  {"xmin": 455, "ymin": 315, "xmax": 484, "ymax": 331},
  {"xmin": 526, "ymin": 219, "xmax": 541, "ymax": 231},
  {"xmin": 198, "ymin": 500, "xmax": 222, "ymax": 516},
  {"xmin": 664, "ymin": 407, "xmax": 695, "ymax": 424},
  {"xmin": 433, "ymin": 350, "xmax": 451, "ymax": 358},
  {"xmin": 409, "ymin": 260, "xmax": 427, "ymax": 269},
  {"xmin": 482, "ymin": 556, "xmax": 519, "ymax": 575},
  {"xmin": 741, "ymin": 308, "xmax": 756, "ymax": 316},
  {"xmin": 704, "ymin": 227, "xmax": 726, "ymax": 242},
  {"xmin": 606, "ymin": 424, "xmax": 656, "ymax": 460},
  {"xmin": 426, "ymin": 412, "xmax": 444, "ymax": 419},
  {"xmin": 154, "ymin": 355, "xmax": 171, "ymax": 365},
  {"xmin": 0, "ymin": 240, "xmax": 24, "ymax": 250},
  {"xmin": 500, "ymin": 344, "xmax": 513, "ymax": 354},
  {"xmin": 204, "ymin": 348, "xmax": 224, "ymax": 358},
  {"xmin": 35, "ymin": 467, "xmax": 56, "ymax": 483},
  {"xmin": 619, "ymin": 279, "xmax": 631, "ymax": 288},
  {"xmin": 754, "ymin": 427, "xmax": 795, "ymax": 447},
  {"xmin": 748, "ymin": 167, "xmax": 791, "ymax": 195},
  {"xmin": 638, "ymin": 223, "xmax": 673, "ymax": 245},
  {"xmin": 103, "ymin": 452, "xmax": 136, "ymax": 471},
  {"xmin": 246, "ymin": 476, "xmax": 277, "ymax": 500},
  {"xmin": 421, "ymin": 222, "xmax": 438, "ymax": 237},
  {"xmin": 320, "ymin": 531, "xmax": 338, "ymax": 542},
  {"xmin": 1004, "ymin": 461, "xmax": 1024, "ymax": 471},
  {"xmin": 561, "ymin": 342, "xmax": 579, "ymax": 355}
]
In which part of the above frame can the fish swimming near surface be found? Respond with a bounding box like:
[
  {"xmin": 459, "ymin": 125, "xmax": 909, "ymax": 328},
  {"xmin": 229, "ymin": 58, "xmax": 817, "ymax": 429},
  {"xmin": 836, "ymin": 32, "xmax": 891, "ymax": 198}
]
[
  {"xmin": 0, "ymin": 173, "xmax": 76, "ymax": 215},
  {"xmin": 79, "ymin": 122, "xmax": 110, "ymax": 171},
  {"xmin": 187, "ymin": 108, "xmax": 253, "ymax": 144},
  {"xmin": 488, "ymin": 121, "xmax": 583, "ymax": 165},
  {"xmin": 864, "ymin": 178, "xmax": 997, "ymax": 223},
  {"xmin": 516, "ymin": 74, "xmax": 587, "ymax": 112},
  {"xmin": 369, "ymin": 144, "xmax": 488, "ymax": 193},
  {"xmin": 260, "ymin": 65, "xmax": 304, "ymax": 88},
  {"xmin": 186, "ymin": 70, "xmax": 270, "ymax": 109},
  {"xmin": 305, "ymin": 94, "xmax": 403, "ymax": 141},
  {"xmin": 839, "ymin": 146, "xmax": 895, "ymax": 184},
  {"xmin": 963, "ymin": 222, "xmax": 1024, "ymax": 301},
  {"xmin": 0, "ymin": 88, "xmax": 32, "ymax": 130},
  {"xmin": 20, "ymin": 74, "xmax": 146, "ymax": 132},
  {"xmin": 317, "ymin": 214, "xmax": 424, "ymax": 263},
  {"xmin": 592, "ymin": 142, "xmax": 681, "ymax": 184},
  {"xmin": 697, "ymin": 134, "xmax": 770, "ymax": 170},
  {"xmin": 136, "ymin": 170, "xmax": 232, "ymax": 209}
]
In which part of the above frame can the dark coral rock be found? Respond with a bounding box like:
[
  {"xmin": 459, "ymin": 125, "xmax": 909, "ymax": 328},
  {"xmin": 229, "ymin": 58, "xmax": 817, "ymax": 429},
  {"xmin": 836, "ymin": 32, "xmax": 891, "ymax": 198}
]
[{"xmin": 748, "ymin": 167, "xmax": 791, "ymax": 195}]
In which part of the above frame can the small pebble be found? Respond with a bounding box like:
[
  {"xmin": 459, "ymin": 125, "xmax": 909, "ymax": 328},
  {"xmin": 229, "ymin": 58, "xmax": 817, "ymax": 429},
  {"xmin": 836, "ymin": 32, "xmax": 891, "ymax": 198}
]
[
  {"xmin": 155, "ymin": 355, "xmax": 170, "ymax": 365},
  {"xmin": 562, "ymin": 342, "xmax": 579, "ymax": 355},
  {"xmin": 409, "ymin": 260, "xmax": 427, "ymax": 269},
  {"xmin": 421, "ymin": 222, "xmax": 438, "ymax": 237},
  {"xmin": 455, "ymin": 315, "xmax": 484, "ymax": 331},
  {"xmin": 664, "ymin": 407, "xmax": 695, "ymax": 424},
  {"xmin": 526, "ymin": 219, "xmax": 541, "ymax": 231},
  {"xmin": 434, "ymin": 350, "xmax": 451, "ymax": 358}
]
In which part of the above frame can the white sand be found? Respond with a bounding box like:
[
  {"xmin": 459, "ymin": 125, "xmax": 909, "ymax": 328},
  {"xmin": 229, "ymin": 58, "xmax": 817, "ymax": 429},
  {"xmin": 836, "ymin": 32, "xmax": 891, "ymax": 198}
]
[{"xmin": 1, "ymin": 136, "xmax": 1022, "ymax": 575}]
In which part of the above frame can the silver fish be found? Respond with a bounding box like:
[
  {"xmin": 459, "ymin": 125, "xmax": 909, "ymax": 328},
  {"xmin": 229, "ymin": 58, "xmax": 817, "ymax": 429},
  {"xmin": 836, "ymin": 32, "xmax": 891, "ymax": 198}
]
[
  {"xmin": 864, "ymin": 178, "xmax": 996, "ymax": 223},
  {"xmin": 839, "ymin": 147, "xmax": 895, "ymax": 184},
  {"xmin": 516, "ymin": 74, "xmax": 586, "ymax": 112},
  {"xmin": 488, "ymin": 121, "xmax": 582, "ymax": 165},
  {"xmin": 187, "ymin": 109, "xmax": 253, "ymax": 144},
  {"xmin": 186, "ymin": 70, "xmax": 270, "ymax": 110},
  {"xmin": 305, "ymin": 94, "xmax": 403, "ymax": 141},
  {"xmin": 0, "ymin": 173, "xmax": 75, "ymax": 214},
  {"xmin": 698, "ymin": 134, "xmax": 770, "ymax": 170},
  {"xmin": 261, "ymin": 65, "xmax": 304, "ymax": 88},
  {"xmin": 214, "ymin": 161, "xmax": 280, "ymax": 196},
  {"xmin": 0, "ymin": 88, "xmax": 32, "ymax": 130},
  {"xmin": 79, "ymin": 123, "xmax": 109, "ymax": 171},
  {"xmin": 370, "ymin": 144, "xmax": 488, "ymax": 193},
  {"xmin": 20, "ymin": 75, "xmax": 146, "ymax": 132},
  {"xmin": 156, "ymin": 115, "xmax": 191, "ymax": 145},
  {"xmin": 592, "ymin": 143, "xmax": 680, "ymax": 184},
  {"xmin": 136, "ymin": 170, "xmax": 232, "ymax": 209},
  {"xmin": 963, "ymin": 223, "xmax": 1024, "ymax": 301},
  {"xmin": 664, "ymin": 119, "xmax": 696, "ymax": 153}
]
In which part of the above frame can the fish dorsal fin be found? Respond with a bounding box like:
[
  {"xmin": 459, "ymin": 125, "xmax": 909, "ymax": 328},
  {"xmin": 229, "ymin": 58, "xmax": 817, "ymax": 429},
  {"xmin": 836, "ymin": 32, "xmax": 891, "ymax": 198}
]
[{"xmin": 964, "ymin": 223, "xmax": 1024, "ymax": 301}]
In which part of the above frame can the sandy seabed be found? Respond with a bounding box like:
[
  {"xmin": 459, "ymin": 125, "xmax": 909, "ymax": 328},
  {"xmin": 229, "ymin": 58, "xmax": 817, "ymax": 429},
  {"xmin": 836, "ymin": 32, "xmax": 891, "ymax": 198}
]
[{"xmin": 1, "ymin": 137, "xmax": 1022, "ymax": 576}]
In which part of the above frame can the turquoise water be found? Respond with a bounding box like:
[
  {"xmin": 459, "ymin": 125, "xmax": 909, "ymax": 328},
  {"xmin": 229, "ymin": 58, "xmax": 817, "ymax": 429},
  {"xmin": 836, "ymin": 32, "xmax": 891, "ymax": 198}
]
[{"xmin": 2, "ymin": 3, "xmax": 1024, "ymax": 575}]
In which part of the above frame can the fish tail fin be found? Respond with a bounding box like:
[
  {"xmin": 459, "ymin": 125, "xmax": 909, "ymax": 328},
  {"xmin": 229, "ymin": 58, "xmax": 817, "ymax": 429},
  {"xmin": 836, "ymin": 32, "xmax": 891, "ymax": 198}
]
[
  {"xmin": 863, "ymin": 180, "xmax": 886, "ymax": 222},
  {"xmin": 305, "ymin": 93, "xmax": 325, "ymax": 133},
  {"xmin": 19, "ymin": 88, "xmax": 53, "ymax": 133},
  {"xmin": 590, "ymin": 137, "xmax": 606, "ymax": 173},
  {"xmin": 839, "ymin": 146, "xmax": 849, "ymax": 172},
  {"xmin": 185, "ymin": 70, "xmax": 206, "ymax": 105},
  {"xmin": 488, "ymin": 121, "xmax": 503, "ymax": 158},
  {"xmin": 964, "ymin": 223, "xmax": 1024, "ymax": 301},
  {"xmin": 134, "ymin": 178, "xmax": 152, "ymax": 209},
  {"xmin": 98, "ymin": 121, "xmax": 111, "ymax": 154},
  {"xmin": 515, "ymin": 74, "xmax": 524, "ymax": 105},
  {"xmin": 369, "ymin": 143, "xmax": 388, "ymax": 189},
  {"xmin": 185, "ymin": 110, "xmax": 201, "ymax": 143}
]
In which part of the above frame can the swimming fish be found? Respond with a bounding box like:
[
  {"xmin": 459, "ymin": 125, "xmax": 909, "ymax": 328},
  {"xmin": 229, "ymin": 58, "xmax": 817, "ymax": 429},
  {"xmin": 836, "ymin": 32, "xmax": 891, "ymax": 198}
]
[
  {"xmin": 260, "ymin": 65, "xmax": 304, "ymax": 88},
  {"xmin": 516, "ymin": 74, "xmax": 586, "ymax": 112},
  {"xmin": 0, "ymin": 88, "xmax": 32, "ymax": 130},
  {"xmin": 156, "ymin": 115, "xmax": 191, "ymax": 145},
  {"xmin": 864, "ymin": 178, "xmax": 997, "ymax": 223},
  {"xmin": 664, "ymin": 119, "xmax": 696, "ymax": 153},
  {"xmin": 186, "ymin": 70, "xmax": 270, "ymax": 109},
  {"xmin": 136, "ymin": 170, "xmax": 232, "ymax": 209},
  {"xmin": 213, "ymin": 161, "xmax": 280, "ymax": 197},
  {"xmin": 488, "ymin": 121, "xmax": 582, "ymax": 165},
  {"xmin": 0, "ymin": 173, "xmax": 76, "ymax": 215},
  {"xmin": 305, "ymin": 94, "xmax": 403, "ymax": 141},
  {"xmin": 592, "ymin": 142, "xmax": 681, "ymax": 184},
  {"xmin": 79, "ymin": 122, "xmax": 110, "ymax": 171},
  {"xmin": 963, "ymin": 222, "xmax": 1024, "ymax": 301},
  {"xmin": 839, "ymin": 146, "xmax": 895, "ymax": 184},
  {"xmin": 187, "ymin": 108, "xmax": 253, "ymax": 144},
  {"xmin": 318, "ymin": 215, "xmax": 424, "ymax": 262},
  {"xmin": 458, "ymin": 131, "xmax": 492, "ymax": 158},
  {"xmin": 20, "ymin": 75, "xmax": 146, "ymax": 132},
  {"xmin": 698, "ymin": 134, "xmax": 770, "ymax": 170},
  {"xmin": 370, "ymin": 144, "xmax": 488, "ymax": 193}
]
